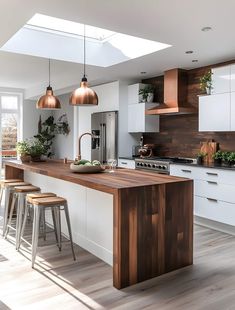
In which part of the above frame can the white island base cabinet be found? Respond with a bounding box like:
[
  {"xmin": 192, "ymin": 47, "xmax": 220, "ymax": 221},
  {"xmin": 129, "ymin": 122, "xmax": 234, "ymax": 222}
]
[{"xmin": 24, "ymin": 171, "xmax": 113, "ymax": 266}]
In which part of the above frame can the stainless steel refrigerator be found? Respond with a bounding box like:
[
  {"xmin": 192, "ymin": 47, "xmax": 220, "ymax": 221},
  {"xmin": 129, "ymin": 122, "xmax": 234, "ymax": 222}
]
[{"xmin": 91, "ymin": 111, "xmax": 118, "ymax": 163}]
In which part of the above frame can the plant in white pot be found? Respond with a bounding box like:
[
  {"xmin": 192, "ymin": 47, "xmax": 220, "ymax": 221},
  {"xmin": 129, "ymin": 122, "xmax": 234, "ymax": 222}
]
[
  {"xmin": 139, "ymin": 85, "xmax": 155, "ymax": 103},
  {"xmin": 199, "ymin": 70, "xmax": 213, "ymax": 95}
]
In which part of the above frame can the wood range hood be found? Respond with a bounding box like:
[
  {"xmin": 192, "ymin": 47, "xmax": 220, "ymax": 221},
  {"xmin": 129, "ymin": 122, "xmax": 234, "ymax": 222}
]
[{"xmin": 145, "ymin": 68, "xmax": 197, "ymax": 115}]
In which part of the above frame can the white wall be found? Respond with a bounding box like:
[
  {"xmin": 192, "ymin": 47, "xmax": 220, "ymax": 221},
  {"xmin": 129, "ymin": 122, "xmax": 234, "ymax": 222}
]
[
  {"xmin": 53, "ymin": 93, "xmax": 74, "ymax": 160},
  {"xmin": 23, "ymin": 99, "xmax": 52, "ymax": 140}
]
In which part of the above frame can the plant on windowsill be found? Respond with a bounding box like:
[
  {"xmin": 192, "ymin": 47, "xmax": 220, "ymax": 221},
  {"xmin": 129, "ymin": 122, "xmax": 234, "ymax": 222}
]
[
  {"xmin": 16, "ymin": 141, "xmax": 31, "ymax": 163},
  {"xmin": 196, "ymin": 151, "xmax": 207, "ymax": 165},
  {"xmin": 139, "ymin": 85, "xmax": 156, "ymax": 103},
  {"xmin": 199, "ymin": 70, "xmax": 213, "ymax": 95}
]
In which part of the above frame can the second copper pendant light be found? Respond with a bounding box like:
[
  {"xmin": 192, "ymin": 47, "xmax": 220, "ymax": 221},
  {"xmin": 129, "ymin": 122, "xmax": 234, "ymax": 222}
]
[{"xmin": 69, "ymin": 25, "xmax": 98, "ymax": 106}]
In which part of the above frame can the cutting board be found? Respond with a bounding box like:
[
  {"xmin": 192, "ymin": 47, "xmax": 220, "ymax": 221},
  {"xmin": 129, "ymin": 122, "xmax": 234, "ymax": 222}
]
[{"xmin": 200, "ymin": 141, "xmax": 218, "ymax": 163}]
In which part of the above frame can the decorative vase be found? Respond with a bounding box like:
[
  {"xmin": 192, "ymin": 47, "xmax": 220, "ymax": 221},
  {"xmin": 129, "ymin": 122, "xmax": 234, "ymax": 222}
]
[
  {"xmin": 20, "ymin": 154, "xmax": 31, "ymax": 163},
  {"xmin": 146, "ymin": 93, "xmax": 154, "ymax": 103},
  {"xmin": 197, "ymin": 157, "xmax": 203, "ymax": 165}
]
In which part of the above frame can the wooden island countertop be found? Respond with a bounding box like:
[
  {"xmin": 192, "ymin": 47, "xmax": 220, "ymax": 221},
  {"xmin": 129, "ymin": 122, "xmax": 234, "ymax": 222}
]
[{"xmin": 5, "ymin": 160, "xmax": 193, "ymax": 289}]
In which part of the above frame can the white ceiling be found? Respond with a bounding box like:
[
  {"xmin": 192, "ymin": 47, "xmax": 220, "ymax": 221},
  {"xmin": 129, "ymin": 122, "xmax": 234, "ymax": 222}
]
[{"xmin": 0, "ymin": 0, "xmax": 235, "ymax": 99}]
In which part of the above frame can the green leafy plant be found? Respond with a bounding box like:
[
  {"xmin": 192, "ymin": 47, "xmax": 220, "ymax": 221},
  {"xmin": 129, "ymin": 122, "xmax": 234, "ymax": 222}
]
[
  {"xmin": 212, "ymin": 150, "xmax": 223, "ymax": 160},
  {"xmin": 199, "ymin": 70, "xmax": 213, "ymax": 93},
  {"xmin": 29, "ymin": 139, "xmax": 46, "ymax": 157},
  {"xmin": 197, "ymin": 151, "xmax": 207, "ymax": 158},
  {"xmin": 221, "ymin": 151, "xmax": 230, "ymax": 162},
  {"xmin": 16, "ymin": 141, "xmax": 30, "ymax": 155},
  {"xmin": 139, "ymin": 85, "xmax": 155, "ymax": 102},
  {"xmin": 227, "ymin": 152, "xmax": 235, "ymax": 163}
]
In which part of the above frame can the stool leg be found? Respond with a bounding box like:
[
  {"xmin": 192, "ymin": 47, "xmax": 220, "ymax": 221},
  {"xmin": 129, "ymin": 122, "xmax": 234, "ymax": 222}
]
[
  {"xmin": 51, "ymin": 208, "xmax": 58, "ymax": 245},
  {"xmin": 17, "ymin": 203, "xmax": 30, "ymax": 250},
  {"xmin": 0, "ymin": 186, "xmax": 3, "ymax": 206},
  {"xmin": 3, "ymin": 188, "xmax": 10, "ymax": 236},
  {"xmin": 54, "ymin": 206, "xmax": 62, "ymax": 251},
  {"xmin": 4, "ymin": 193, "xmax": 17, "ymax": 239},
  {"xmin": 32, "ymin": 206, "xmax": 40, "ymax": 268},
  {"xmin": 42, "ymin": 208, "xmax": 46, "ymax": 241},
  {"xmin": 16, "ymin": 193, "xmax": 25, "ymax": 250},
  {"xmin": 64, "ymin": 203, "xmax": 76, "ymax": 261}
]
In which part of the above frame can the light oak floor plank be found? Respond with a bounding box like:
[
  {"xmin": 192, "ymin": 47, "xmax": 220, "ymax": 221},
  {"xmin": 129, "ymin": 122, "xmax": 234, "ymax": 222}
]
[{"xmin": 1, "ymin": 209, "xmax": 235, "ymax": 309}]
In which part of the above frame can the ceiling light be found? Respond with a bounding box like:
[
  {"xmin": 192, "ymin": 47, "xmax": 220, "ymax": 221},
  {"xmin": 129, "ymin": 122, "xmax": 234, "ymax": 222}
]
[
  {"xmin": 201, "ymin": 26, "xmax": 212, "ymax": 32},
  {"xmin": 69, "ymin": 26, "xmax": 98, "ymax": 106},
  {"xmin": 36, "ymin": 59, "xmax": 61, "ymax": 109},
  {"xmin": 185, "ymin": 51, "xmax": 193, "ymax": 54},
  {"xmin": 192, "ymin": 59, "xmax": 198, "ymax": 62}
]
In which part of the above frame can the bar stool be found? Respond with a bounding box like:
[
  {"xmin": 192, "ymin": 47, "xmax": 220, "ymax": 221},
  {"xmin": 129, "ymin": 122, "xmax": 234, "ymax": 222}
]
[
  {"xmin": 4, "ymin": 185, "xmax": 40, "ymax": 248},
  {"xmin": 18, "ymin": 192, "xmax": 57, "ymax": 249},
  {"xmin": 2, "ymin": 181, "xmax": 31, "ymax": 236},
  {"xmin": 0, "ymin": 179, "xmax": 23, "ymax": 205},
  {"xmin": 29, "ymin": 196, "xmax": 76, "ymax": 268}
]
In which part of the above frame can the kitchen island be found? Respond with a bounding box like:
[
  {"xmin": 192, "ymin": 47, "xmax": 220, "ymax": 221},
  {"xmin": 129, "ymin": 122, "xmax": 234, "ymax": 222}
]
[{"xmin": 5, "ymin": 160, "xmax": 193, "ymax": 289}]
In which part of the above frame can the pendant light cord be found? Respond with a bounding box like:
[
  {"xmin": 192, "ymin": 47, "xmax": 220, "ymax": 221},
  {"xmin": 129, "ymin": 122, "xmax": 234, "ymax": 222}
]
[
  {"xmin": 83, "ymin": 24, "xmax": 86, "ymax": 79},
  {"xmin": 49, "ymin": 58, "xmax": 51, "ymax": 87}
]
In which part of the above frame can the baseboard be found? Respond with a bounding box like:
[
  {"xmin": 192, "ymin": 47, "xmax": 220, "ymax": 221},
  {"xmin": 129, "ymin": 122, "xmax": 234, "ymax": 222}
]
[{"xmin": 194, "ymin": 216, "xmax": 235, "ymax": 236}]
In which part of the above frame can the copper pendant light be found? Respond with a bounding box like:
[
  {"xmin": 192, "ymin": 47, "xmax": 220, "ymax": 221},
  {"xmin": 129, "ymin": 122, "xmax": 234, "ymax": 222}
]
[
  {"xmin": 69, "ymin": 25, "xmax": 98, "ymax": 106},
  {"xmin": 36, "ymin": 59, "xmax": 61, "ymax": 109}
]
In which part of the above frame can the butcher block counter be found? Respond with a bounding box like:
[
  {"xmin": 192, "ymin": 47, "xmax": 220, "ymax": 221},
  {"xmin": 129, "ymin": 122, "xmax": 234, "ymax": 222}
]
[{"xmin": 5, "ymin": 160, "xmax": 193, "ymax": 289}]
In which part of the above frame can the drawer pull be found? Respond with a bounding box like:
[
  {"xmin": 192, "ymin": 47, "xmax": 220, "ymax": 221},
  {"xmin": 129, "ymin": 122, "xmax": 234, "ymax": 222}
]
[
  {"xmin": 207, "ymin": 197, "xmax": 218, "ymax": 202},
  {"xmin": 121, "ymin": 162, "xmax": 127, "ymax": 165},
  {"xmin": 206, "ymin": 172, "xmax": 218, "ymax": 176},
  {"xmin": 207, "ymin": 181, "xmax": 218, "ymax": 185},
  {"xmin": 181, "ymin": 169, "xmax": 192, "ymax": 173}
]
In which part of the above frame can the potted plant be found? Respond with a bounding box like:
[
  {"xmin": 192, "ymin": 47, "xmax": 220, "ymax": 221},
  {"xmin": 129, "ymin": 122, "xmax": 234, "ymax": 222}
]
[
  {"xmin": 221, "ymin": 151, "xmax": 230, "ymax": 166},
  {"xmin": 139, "ymin": 85, "xmax": 155, "ymax": 103},
  {"xmin": 199, "ymin": 70, "xmax": 213, "ymax": 95},
  {"xmin": 28, "ymin": 139, "xmax": 46, "ymax": 162},
  {"xmin": 16, "ymin": 141, "xmax": 31, "ymax": 163},
  {"xmin": 212, "ymin": 150, "xmax": 223, "ymax": 165},
  {"xmin": 196, "ymin": 151, "xmax": 207, "ymax": 165},
  {"xmin": 227, "ymin": 152, "xmax": 235, "ymax": 166}
]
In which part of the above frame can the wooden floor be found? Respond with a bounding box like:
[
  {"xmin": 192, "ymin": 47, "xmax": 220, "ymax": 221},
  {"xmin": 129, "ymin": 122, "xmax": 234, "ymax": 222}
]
[{"xmin": 1, "ymin": 209, "xmax": 235, "ymax": 310}]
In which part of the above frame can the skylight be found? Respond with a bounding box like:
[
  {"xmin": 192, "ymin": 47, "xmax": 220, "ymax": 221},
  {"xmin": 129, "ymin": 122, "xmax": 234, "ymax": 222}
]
[
  {"xmin": 27, "ymin": 14, "xmax": 115, "ymax": 42},
  {"xmin": 1, "ymin": 14, "xmax": 172, "ymax": 67}
]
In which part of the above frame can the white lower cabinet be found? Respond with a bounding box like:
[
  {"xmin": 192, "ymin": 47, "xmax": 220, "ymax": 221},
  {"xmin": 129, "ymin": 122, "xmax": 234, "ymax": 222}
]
[
  {"xmin": 170, "ymin": 164, "xmax": 235, "ymax": 226},
  {"xmin": 118, "ymin": 158, "xmax": 135, "ymax": 169}
]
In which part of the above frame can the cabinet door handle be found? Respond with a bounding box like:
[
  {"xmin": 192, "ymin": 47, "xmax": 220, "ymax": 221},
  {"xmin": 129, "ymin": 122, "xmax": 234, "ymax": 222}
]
[
  {"xmin": 206, "ymin": 172, "xmax": 218, "ymax": 176},
  {"xmin": 207, "ymin": 197, "xmax": 218, "ymax": 202},
  {"xmin": 207, "ymin": 181, "xmax": 218, "ymax": 185},
  {"xmin": 181, "ymin": 169, "xmax": 192, "ymax": 173},
  {"xmin": 121, "ymin": 162, "xmax": 127, "ymax": 165}
]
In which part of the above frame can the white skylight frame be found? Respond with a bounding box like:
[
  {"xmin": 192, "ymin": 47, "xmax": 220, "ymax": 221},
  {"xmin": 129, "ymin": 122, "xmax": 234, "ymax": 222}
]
[{"xmin": 1, "ymin": 13, "xmax": 172, "ymax": 67}]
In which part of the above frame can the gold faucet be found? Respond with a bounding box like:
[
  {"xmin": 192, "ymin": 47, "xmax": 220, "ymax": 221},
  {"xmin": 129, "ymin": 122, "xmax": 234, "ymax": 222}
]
[{"xmin": 77, "ymin": 132, "xmax": 93, "ymax": 160}]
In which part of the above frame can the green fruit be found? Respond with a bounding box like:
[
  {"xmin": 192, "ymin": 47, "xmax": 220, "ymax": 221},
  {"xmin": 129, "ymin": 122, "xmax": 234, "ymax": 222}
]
[
  {"xmin": 84, "ymin": 162, "xmax": 92, "ymax": 166},
  {"xmin": 92, "ymin": 160, "xmax": 101, "ymax": 166},
  {"xmin": 78, "ymin": 159, "xmax": 90, "ymax": 165}
]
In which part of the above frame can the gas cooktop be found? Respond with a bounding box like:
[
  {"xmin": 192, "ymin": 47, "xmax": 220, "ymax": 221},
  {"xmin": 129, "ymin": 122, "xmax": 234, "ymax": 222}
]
[{"xmin": 135, "ymin": 156, "xmax": 194, "ymax": 174}]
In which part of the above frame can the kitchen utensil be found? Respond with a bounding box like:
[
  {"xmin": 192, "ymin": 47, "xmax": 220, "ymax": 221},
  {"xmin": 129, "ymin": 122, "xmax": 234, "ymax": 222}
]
[{"xmin": 200, "ymin": 140, "xmax": 218, "ymax": 164}]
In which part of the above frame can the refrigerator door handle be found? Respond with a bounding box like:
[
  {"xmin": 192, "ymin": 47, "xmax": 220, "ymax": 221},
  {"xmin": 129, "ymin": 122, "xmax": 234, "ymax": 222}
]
[
  {"xmin": 100, "ymin": 123, "xmax": 103, "ymax": 163},
  {"xmin": 103, "ymin": 123, "xmax": 107, "ymax": 163}
]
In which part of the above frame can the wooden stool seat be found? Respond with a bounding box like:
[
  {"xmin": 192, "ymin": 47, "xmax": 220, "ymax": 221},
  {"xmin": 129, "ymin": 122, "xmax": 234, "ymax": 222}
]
[
  {"xmin": 0, "ymin": 179, "xmax": 23, "ymax": 185},
  {"xmin": 32, "ymin": 196, "xmax": 67, "ymax": 206},
  {"xmin": 14, "ymin": 186, "xmax": 40, "ymax": 193},
  {"xmin": 4, "ymin": 182, "xmax": 31, "ymax": 188},
  {"xmin": 26, "ymin": 193, "xmax": 57, "ymax": 204}
]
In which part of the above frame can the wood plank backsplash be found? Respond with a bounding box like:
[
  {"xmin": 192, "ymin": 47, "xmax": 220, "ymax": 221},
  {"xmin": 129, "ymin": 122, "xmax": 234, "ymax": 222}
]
[{"xmin": 143, "ymin": 59, "xmax": 235, "ymax": 157}]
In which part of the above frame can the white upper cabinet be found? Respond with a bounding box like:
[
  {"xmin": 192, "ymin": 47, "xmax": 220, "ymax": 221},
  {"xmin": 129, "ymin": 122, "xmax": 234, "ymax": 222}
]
[
  {"xmin": 128, "ymin": 103, "xmax": 159, "ymax": 133},
  {"xmin": 199, "ymin": 93, "xmax": 230, "ymax": 131},
  {"xmin": 128, "ymin": 83, "xmax": 146, "ymax": 104},
  {"xmin": 231, "ymin": 64, "xmax": 235, "ymax": 92},
  {"xmin": 127, "ymin": 83, "xmax": 159, "ymax": 133},
  {"xmin": 211, "ymin": 66, "xmax": 231, "ymax": 94}
]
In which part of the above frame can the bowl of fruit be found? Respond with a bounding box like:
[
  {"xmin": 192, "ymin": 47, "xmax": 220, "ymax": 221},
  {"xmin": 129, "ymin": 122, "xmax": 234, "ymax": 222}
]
[{"xmin": 70, "ymin": 159, "xmax": 105, "ymax": 173}]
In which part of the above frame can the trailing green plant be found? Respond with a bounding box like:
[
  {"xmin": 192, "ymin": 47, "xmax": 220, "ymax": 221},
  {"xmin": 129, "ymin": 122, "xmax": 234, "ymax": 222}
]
[
  {"xmin": 139, "ymin": 85, "xmax": 155, "ymax": 102},
  {"xmin": 199, "ymin": 70, "xmax": 213, "ymax": 92},
  {"xmin": 34, "ymin": 115, "xmax": 70, "ymax": 158},
  {"xmin": 16, "ymin": 141, "xmax": 31, "ymax": 155}
]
